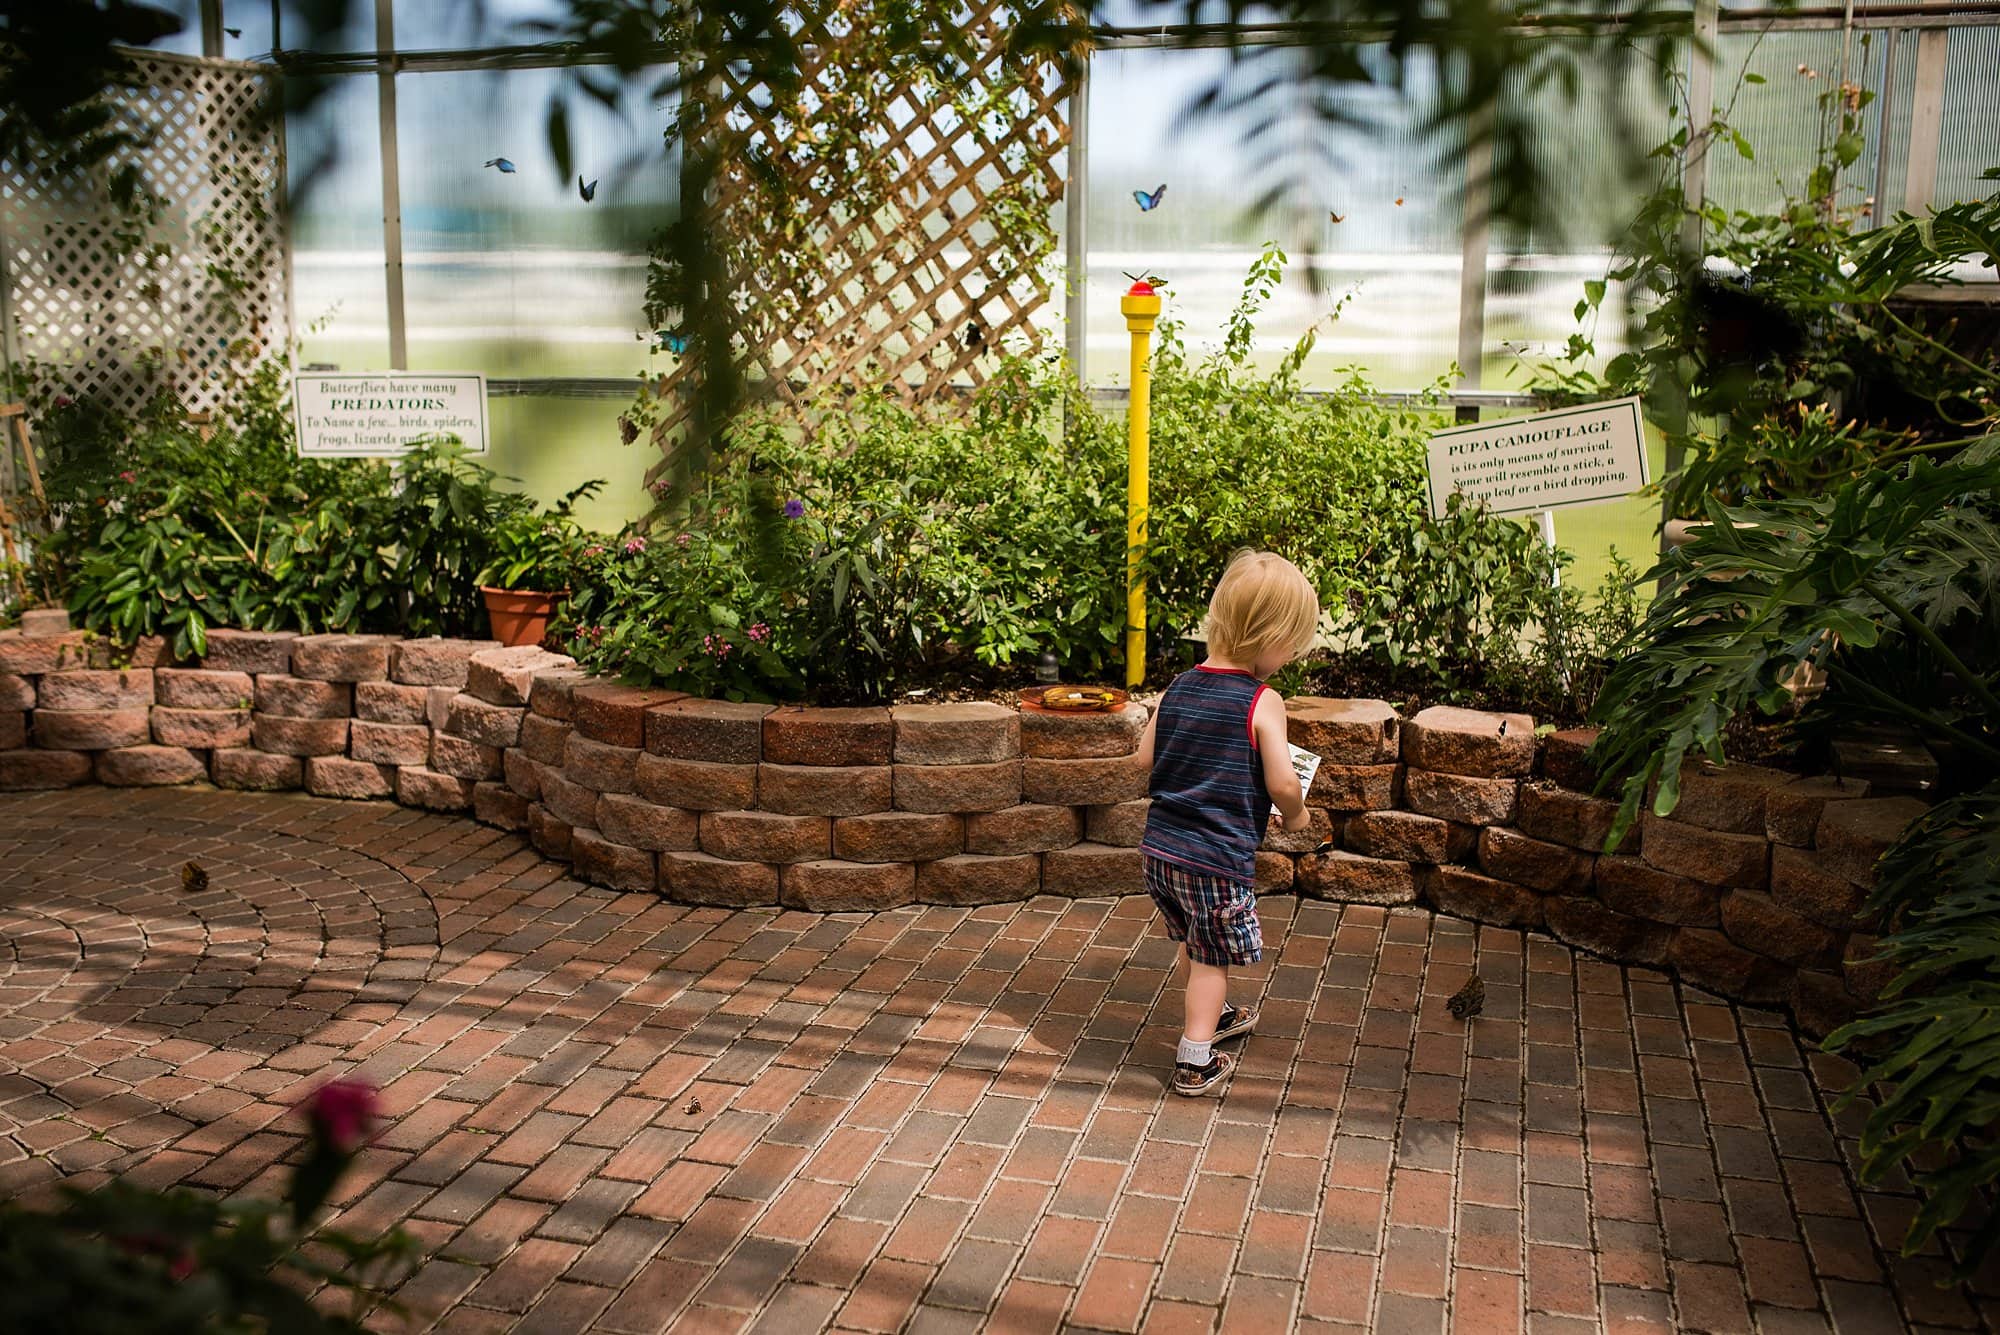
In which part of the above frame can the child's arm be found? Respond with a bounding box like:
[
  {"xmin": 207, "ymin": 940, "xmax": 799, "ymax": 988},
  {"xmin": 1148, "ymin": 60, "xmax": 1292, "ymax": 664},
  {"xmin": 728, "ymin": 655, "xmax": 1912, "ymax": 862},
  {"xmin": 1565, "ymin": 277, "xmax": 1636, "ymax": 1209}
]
[
  {"xmin": 1254, "ymin": 691, "xmax": 1310, "ymax": 830},
  {"xmin": 1135, "ymin": 702, "xmax": 1160, "ymax": 772}
]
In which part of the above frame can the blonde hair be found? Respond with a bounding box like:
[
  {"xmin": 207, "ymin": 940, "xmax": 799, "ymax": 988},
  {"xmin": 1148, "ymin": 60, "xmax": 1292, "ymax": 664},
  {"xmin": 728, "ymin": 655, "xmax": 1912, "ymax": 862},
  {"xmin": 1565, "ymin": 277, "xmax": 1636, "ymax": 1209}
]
[{"xmin": 1203, "ymin": 550, "xmax": 1321, "ymax": 665}]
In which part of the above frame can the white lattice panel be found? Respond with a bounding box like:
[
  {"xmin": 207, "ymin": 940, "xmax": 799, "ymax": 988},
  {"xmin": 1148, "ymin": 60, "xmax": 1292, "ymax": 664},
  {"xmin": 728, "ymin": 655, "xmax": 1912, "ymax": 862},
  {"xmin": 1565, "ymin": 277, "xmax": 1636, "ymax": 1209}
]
[{"xmin": 0, "ymin": 52, "xmax": 288, "ymax": 419}]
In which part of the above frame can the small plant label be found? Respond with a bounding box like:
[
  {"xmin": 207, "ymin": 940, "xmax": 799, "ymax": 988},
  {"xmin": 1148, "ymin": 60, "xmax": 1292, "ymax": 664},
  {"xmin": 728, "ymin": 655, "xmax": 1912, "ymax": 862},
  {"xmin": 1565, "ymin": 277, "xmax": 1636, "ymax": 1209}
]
[
  {"xmin": 1274, "ymin": 743, "xmax": 1322, "ymax": 817},
  {"xmin": 1424, "ymin": 396, "xmax": 1649, "ymax": 518},
  {"xmin": 294, "ymin": 373, "xmax": 489, "ymax": 457}
]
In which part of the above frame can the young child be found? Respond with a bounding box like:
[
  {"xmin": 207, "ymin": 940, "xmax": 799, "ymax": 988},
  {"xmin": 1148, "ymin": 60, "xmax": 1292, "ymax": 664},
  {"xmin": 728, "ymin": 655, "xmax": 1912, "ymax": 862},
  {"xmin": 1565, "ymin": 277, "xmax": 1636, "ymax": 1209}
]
[{"xmin": 1136, "ymin": 550, "xmax": 1319, "ymax": 1097}]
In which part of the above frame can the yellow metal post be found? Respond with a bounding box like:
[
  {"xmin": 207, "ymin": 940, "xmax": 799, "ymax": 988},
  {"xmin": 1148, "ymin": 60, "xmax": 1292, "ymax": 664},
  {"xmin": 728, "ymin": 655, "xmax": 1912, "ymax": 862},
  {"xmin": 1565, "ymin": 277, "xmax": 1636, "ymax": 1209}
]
[{"xmin": 1120, "ymin": 281, "xmax": 1160, "ymax": 690}]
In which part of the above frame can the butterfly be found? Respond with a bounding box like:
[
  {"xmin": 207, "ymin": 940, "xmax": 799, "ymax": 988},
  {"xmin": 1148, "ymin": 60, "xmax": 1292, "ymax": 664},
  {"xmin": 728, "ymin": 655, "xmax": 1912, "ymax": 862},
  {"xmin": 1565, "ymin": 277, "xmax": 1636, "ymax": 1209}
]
[
  {"xmin": 484, "ymin": 158, "xmax": 516, "ymax": 173},
  {"xmin": 579, "ymin": 176, "xmax": 598, "ymax": 202},
  {"xmin": 965, "ymin": 321, "xmax": 985, "ymax": 350},
  {"xmin": 1394, "ymin": 195, "xmax": 1405, "ymax": 207},
  {"xmin": 182, "ymin": 861, "xmax": 208, "ymax": 893},
  {"xmin": 1328, "ymin": 211, "xmax": 1345, "ymax": 224},
  {"xmin": 224, "ymin": 27, "xmax": 241, "ymax": 38},
  {"xmin": 659, "ymin": 332, "xmax": 689, "ymax": 354},
  {"xmin": 1132, "ymin": 183, "xmax": 1167, "ymax": 212},
  {"xmin": 1446, "ymin": 974, "xmax": 1486, "ymax": 1020}
]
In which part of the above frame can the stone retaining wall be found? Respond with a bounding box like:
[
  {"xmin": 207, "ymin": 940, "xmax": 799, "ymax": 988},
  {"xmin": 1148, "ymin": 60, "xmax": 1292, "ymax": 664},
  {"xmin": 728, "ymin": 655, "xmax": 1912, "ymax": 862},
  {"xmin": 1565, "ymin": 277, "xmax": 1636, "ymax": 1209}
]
[{"xmin": 0, "ymin": 626, "xmax": 1925, "ymax": 1035}]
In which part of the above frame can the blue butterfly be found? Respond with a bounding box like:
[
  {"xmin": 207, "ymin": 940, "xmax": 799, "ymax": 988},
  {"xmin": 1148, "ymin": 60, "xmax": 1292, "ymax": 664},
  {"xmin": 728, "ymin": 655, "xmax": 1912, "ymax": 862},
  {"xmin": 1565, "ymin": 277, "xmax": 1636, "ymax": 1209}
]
[
  {"xmin": 484, "ymin": 158, "xmax": 516, "ymax": 173},
  {"xmin": 1133, "ymin": 183, "xmax": 1167, "ymax": 212},
  {"xmin": 659, "ymin": 332, "xmax": 689, "ymax": 354},
  {"xmin": 579, "ymin": 176, "xmax": 598, "ymax": 202}
]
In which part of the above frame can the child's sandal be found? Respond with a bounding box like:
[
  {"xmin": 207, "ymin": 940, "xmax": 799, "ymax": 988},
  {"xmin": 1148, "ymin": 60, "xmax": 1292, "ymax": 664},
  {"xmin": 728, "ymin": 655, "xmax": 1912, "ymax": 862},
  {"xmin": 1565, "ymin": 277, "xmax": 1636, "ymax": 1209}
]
[{"xmin": 1172, "ymin": 1050, "xmax": 1237, "ymax": 1097}]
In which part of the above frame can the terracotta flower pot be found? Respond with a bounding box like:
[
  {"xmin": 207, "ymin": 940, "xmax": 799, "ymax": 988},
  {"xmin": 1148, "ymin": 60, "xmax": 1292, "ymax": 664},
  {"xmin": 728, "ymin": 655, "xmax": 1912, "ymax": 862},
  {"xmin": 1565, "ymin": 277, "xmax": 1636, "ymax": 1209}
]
[{"xmin": 481, "ymin": 586, "xmax": 565, "ymax": 648}]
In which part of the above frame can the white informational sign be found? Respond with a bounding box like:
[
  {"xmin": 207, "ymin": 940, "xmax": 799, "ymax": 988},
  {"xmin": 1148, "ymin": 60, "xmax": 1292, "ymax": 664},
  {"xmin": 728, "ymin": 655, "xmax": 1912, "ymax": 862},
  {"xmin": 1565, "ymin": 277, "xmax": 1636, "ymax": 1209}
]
[
  {"xmin": 293, "ymin": 373, "xmax": 488, "ymax": 457},
  {"xmin": 1425, "ymin": 396, "xmax": 1650, "ymax": 519},
  {"xmin": 1274, "ymin": 743, "xmax": 1323, "ymax": 818}
]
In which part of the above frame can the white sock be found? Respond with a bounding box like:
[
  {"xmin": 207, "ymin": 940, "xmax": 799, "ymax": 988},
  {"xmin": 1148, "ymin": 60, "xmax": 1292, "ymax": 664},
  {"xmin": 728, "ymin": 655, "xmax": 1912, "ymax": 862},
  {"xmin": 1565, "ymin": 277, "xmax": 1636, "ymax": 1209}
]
[{"xmin": 1177, "ymin": 1035, "xmax": 1213, "ymax": 1067}]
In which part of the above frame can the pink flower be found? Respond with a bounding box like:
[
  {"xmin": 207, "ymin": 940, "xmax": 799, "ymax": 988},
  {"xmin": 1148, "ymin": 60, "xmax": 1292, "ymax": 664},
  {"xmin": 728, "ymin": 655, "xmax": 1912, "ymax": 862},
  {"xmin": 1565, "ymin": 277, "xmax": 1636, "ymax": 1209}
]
[
  {"xmin": 623, "ymin": 536, "xmax": 647, "ymax": 555},
  {"xmin": 747, "ymin": 622, "xmax": 770, "ymax": 642},
  {"xmin": 53, "ymin": 394, "xmax": 74, "ymax": 408},
  {"xmin": 117, "ymin": 470, "xmax": 137, "ymax": 484},
  {"xmin": 302, "ymin": 1078, "xmax": 378, "ymax": 1155},
  {"xmin": 583, "ymin": 544, "xmax": 606, "ymax": 558},
  {"xmin": 676, "ymin": 532, "xmax": 691, "ymax": 548}
]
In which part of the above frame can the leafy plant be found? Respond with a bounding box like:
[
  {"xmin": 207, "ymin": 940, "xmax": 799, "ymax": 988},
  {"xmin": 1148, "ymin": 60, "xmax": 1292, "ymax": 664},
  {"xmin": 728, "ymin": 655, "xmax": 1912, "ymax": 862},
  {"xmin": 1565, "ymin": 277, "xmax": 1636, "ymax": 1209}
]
[{"xmin": 475, "ymin": 480, "xmax": 605, "ymax": 592}]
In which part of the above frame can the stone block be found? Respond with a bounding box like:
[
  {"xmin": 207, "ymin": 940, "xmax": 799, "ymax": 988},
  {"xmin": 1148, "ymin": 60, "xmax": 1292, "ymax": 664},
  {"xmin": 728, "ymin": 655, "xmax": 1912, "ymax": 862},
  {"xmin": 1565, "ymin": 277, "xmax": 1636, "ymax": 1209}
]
[
  {"xmin": 524, "ymin": 666, "xmax": 594, "ymax": 718},
  {"xmin": 1766, "ymin": 775, "xmax": 1870, "ymax": 847},
  {"xmin": 1544, "ymin": 897, "xmax": 1672, "ymax": 966},
  {"xmin": 1086, "ymin": 799, "xmax": 1151, "ymax": 847},
  {"xmin": 759, "ymin": 762, "xmax": 893, "ymax": 817},
  {"xmin": 348, "ymin": 720, "xmax": 431, "ymax": 766},
  {"xmin": 1640, "ymin": 815, "xmax": 1768, "ymax": 890},
  {"xmin": 1298, "ymin": 850, "xmax": 1419, "ymax": 906},
  {"xmin": 290, "ymin": 633, "xmax": 392, "ymax": 682},
  {"xmin": 473, "ymin": 781, "xmax": 530, "ymax": 831},
  {"xmin": 895, "ymin": 760, "xmax": 1023, "ymax": 814},
  {"xmin": 1022, "ymin": 755, "xmax": 1146, "ymax": 807},
  {"xmin": 35, "ymin": 708, "xmax": 152, "ymax": 751},
  {"xmin": 1669, "ymin": 928, "xmax": 1793, "ymax": 1005},
  {"xmin": 354, "ymin": 681, "xmax": 432, "ymax": 724},
  {"xmin": 1540, "ymin": 727, "xmax": 1601, "ymax": 792},
  {"xmin": 564, "ymin": 735, "xmax": 639, "ymax": 793},
  {"xmin": 781, "ymin": 859, "xmax": 916, "ymax": 912},
  {"xmin": 304, "ymin": 756, "xmax": 397, "ymax": 800},
  {"xmin": 538, "ymin": 767, "xmax": 601, "ymax": 829},
  {"xmin": 0, "ymin": 748, "xmax": 93, "ymax": 789},
  {"xmin": 1720, "ymin": 890, "xmax": 1841, "ymax": 967},
  {"xmin": 250, "ymin": 714, "xmax": 349, "ymax": 757},
  {"xmin": 763, "ymin": 705, "xmax": 894, "ymax": 766},
  {"xmin": 432, "ymin": 733, "xmax": 504, "ymax": 781},
  {"xmin": 964, "ymin": 804, "xmax": 1082, "ymax": 856},
  {"xmin": 1402, "ymin": 705, "xmax": 1535, "ymax": 778},
  {"xmin": 17, "ymin": 607, "xmax": 70, "ymax": 636},
  {"xmin": 573, "ymin": 829, "xmax": 657, "ymax": 892},
  {"xmin": 634, "ymin": 753, "xmax": 758, "ymax": 811},
  {"xmin": 1256, "ymin": 851, "xmax": 1296, "ymax": 894},
  {"xmin": 445, "ymin": 694, "xmax": 525, "ymax": 749},
  {"xmin": 1813, "ymin": 797, "xmax": 1928, "ymax": 888},
  {"xmin": 108, "ymin": 636, "xmax": 173, "ymax": 670},
  {"xmin": 0, "ymin": 674, "xmax": 32, "ymax": 710},
  {"xmin": 528, "ymin": 805, "xmax": 573, "ymax": 860},
  {"xmin": 152, "ymin": 707, "xmax": 252, "ymax": 750},
  {"xmin": 1306, "ymin": 763, "xmax": 1399, "ymax": 812},
  {"xmin": 1341, "ymin": 810, "xmax": 1470, "ymax": 864},
  {"xmin": 892, "ymin": 702, "xmax": 1020, "ymax": 765},
  {"xmin": 597, "ymin": 792, "xmax": 701, "ymax": 852},
  {"xmin": 1842, "ymin": 934, "xmax": 1896, "ymax": 1003},
  {"xmin": 660, "ymin": 851, "xmax": 779, "ymax": 908},
  {"xmin": 1404, "ymin": 770, "xmax": 1518, "ymax": 825},
  {"xmin": 504, "ymin": 748, "xmax": 542, "ymax": 800},
  {"xmin": 1831, "ymin": 728, "xmax": 1938, "ymax": 796},
  {"xmin": 1284, "ymin": 697, "xmax": 1399, "ymax": 764},
  {"xmin": 38, "ymin": 669, "xmax": 153, "ymax": 711},
  {"xmin": 1477, "ymin": 827, "xmax": 1592, "ymax": 895},
  {"xmin": 700, "ymin": 810, "xmax": 830, "ymax": 864},
  {"xmin": 1019, "ymin": 701, "xmax": 1147, "ymax": 759},
  {"xmin": 1516, "ymin": 783, "xmax": 1632, "ymax": 855},
  {"xmin": 1789, "ymin": 971, "xmax": 1859, "ymax": 1042},
  {"xmin": 1663, "ymin": 761, "xmax": 1793, "ymax": 835},
  {"xmin": 1260, "ymin": 807, "xmax": 1337, "ymax": 854},
  {"xmin": 254, "ymin": 675, "xmax": 351, "ymax": 719},
  {"xmin": 0, "ymin": 630, "xmax": 91, "ymax": 675},
  {"xmin": 1424, "ymin": 865, "xmax": 1543, "ymax": 927},
  {"xmin": 468, "ymin": 646, "xmax": 576, "ymax": 707},
  {"xmin": 1040, "ymin": 842, "xmax": 1145, "ymax": 897},
  {"xmin": 211, "ymin": 748, "xmax": 300, "ymax": 791},
  {"xmin": 835, "ymin": 811, "xmax": 964, "ymax": 863},
  {"xmin": 391, "ymin": 637, "xmax": 501, "ymax": 687},
  {"xmin": 1594, "ymin": 856, "xmax": 1721, "ymax": 927},
  {"xmin": 917, "ymin": 853, "xmax": 1040, "ymax": 905},
  {"xmin": 574, "ymin": 685, "xmax": 689, "ymax": 749},
  {"xmin": 155, "ymin": 668, "xmax": 252, "ymax": 711},
  {"xmin": 199, "ymin": 629, "xmax": 295, "ymax": 675},
  {"xmin": 1770, "ymin": 845, "xmax": 1872, "ymax": 931},
  {"xmin": 96, "ymin": 744, "xmax": 205, "ymax": 787},
  {"xmin": 520, "ymin": 713, "xmax": 572, "ymax": 768},
  {"xmin": 645, "ymin": 698, "xmax": 772, "ymax": 763},
  {"xmin": 397, "ymin": 766, "xmax": 473, "ymax": 812},
  {"xmin": 0, "ymin": 711, "xmax": 21, "ymax": 750},
  {"xmin": 427, "ymin": 686, "xmax": 460, "ymax": 732}
]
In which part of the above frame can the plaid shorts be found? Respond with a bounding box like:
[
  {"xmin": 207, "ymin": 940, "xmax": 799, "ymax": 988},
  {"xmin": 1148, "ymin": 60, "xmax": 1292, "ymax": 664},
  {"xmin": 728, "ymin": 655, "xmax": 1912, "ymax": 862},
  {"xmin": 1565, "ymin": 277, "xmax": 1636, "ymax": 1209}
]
[{"xmin": 1143, "ymin": 854, "xmax": 1263, "ymax": 967}]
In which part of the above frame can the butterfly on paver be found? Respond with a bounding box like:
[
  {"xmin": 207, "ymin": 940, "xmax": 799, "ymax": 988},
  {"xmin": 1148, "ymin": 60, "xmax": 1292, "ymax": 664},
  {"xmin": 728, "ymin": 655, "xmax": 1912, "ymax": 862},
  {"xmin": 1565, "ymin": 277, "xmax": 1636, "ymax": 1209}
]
[
  {"xmin": 1447, "ymin": 974, "xmax": 1486, "ymax": 1020},
  {"xmin": 182, "ymin": 860, "xmax": 208, "ymax": 893},
  {"xmin": 685, "ymin": 1098, "xmax": 702, "ymax": 1115}
]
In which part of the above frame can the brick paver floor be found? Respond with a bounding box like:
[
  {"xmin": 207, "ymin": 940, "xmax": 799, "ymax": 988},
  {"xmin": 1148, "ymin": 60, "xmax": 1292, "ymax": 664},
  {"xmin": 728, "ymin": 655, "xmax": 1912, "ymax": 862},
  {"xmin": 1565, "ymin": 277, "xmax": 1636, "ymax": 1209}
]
[{"xmin": 2, "ymin": 787, "xmax": 1995, "ymax": 1333}]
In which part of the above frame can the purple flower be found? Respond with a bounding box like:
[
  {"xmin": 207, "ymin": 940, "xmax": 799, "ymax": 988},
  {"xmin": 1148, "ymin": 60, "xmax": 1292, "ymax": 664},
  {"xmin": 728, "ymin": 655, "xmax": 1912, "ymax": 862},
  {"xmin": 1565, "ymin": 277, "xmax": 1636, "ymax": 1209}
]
[
  {"xmin": 302, "ymin": 1079, "xmax": 378, "ymax": 1155},
  {"xmin": 783, "ymin": 499, "xmax": 806, "ymax": 519},
  {"xmin": 623, "ymin": 536, "xmax": 647, "ymax": 555}
]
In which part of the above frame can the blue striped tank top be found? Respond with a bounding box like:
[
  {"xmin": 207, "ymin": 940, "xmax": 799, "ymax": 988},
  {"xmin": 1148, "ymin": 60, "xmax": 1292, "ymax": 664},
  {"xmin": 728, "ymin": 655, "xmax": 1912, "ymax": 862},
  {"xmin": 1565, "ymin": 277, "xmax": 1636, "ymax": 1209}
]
[{"xmin": 1140, "ymin": 666, "xmax": 1270, "ymax": 884}]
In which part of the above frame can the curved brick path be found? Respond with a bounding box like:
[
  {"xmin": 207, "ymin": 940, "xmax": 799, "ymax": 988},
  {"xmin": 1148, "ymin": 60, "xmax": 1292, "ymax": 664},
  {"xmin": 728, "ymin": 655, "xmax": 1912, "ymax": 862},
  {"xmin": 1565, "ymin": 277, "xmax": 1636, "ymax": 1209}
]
[{"xmin": 0, "ymin": 788, "xmax": 1993, "ymax": 1334}]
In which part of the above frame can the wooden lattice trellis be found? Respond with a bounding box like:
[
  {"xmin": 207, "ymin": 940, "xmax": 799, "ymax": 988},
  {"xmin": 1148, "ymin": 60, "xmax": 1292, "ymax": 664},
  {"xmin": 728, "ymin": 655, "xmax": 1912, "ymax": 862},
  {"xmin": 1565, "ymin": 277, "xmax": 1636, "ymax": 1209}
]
[
  {"xmin": 643, "ymin": 1, "xmax": 1073, "ymax": 472},
  {"xmin": 0, "ymin": 51, "xmax": 289, "ymax": 420}
]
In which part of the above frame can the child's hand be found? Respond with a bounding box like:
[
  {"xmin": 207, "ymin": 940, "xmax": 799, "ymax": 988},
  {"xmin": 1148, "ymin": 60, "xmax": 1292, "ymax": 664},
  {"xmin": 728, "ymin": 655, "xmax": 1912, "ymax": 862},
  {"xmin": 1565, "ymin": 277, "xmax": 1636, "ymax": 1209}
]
[{"xmin": 1281, "ymin": 805, "xmax": 1312, "ymax": 833}]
